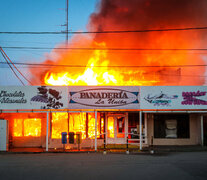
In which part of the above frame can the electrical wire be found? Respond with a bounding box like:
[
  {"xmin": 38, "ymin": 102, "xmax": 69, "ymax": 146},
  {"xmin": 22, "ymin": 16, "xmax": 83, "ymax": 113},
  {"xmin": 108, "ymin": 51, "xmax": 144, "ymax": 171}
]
[
  {"xmin": 0, "ymin": 49, "xmax": 25, "ymax": 85},
  {"xmin": 0, "ymin": 61, "xmax": 206, "ymax": 68},
  {"xmin": 1, "ymin": 26, "xmax": 207, "ymax": 34},
  {"xmin": 0, "ymin": 47, "xmax": 33, "ymax": 85},
  {"xmin": 2, "ymin": 46, "xmax": 207, "ymax": 51}
]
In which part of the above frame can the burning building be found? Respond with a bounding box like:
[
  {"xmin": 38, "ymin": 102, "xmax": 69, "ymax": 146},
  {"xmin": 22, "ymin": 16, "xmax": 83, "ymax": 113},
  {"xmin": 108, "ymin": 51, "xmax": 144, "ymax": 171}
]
[
  {"xmin": 1, "ymin": 0, "xmax": 207, "ymax": 151},
  {"xmin": 0, "ymin": 85, "xmax": 206, "ymax": 151}
]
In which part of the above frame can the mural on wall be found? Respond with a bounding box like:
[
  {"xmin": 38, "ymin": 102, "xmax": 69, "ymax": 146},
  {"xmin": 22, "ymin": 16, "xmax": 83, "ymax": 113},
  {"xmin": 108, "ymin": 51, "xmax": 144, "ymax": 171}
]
[
  {"xmin": 31, "ymin": 86, "xmax": 63, "ymax": 109},
  {"xmin": 182, "ymin": 91, "xmax": 207, "ymax": 105},
  {"xmin": 144, "ymin": 91, "xmax": 178, "ymax": 106}
]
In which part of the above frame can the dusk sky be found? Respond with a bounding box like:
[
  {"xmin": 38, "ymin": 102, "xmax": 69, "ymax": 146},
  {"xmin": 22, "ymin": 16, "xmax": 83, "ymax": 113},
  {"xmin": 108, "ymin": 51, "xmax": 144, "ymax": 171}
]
[{"xmin": 0, "ymin": 0, "xmax": 97, "ymax": 85}]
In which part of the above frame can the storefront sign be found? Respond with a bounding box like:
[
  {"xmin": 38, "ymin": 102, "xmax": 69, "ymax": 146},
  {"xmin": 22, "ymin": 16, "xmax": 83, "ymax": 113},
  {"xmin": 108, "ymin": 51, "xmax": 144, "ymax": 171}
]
[
  {"xmin": 140, "ymin": 86, "xmax": 207, "ymax": 109},
  {"xmin": 0, "ymin": 86, "xmax": 68, "ymax": 110},
  {"xmin": 68, "ymin": 86, "xmax": 140, "ymax": 109},
  {"xmin": 181, "ymin": 91, "xmax": 207, "ymax": 105},
  {"xmin": 0, "ymin": 86, "xmax": 206, "ymax": 110}
]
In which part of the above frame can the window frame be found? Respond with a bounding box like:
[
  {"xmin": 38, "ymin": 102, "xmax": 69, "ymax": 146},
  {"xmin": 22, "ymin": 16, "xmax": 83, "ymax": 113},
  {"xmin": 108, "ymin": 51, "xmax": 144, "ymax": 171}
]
[{"xmin": 154, "ymin": 113, "xmax": 190, "ymax": 139}]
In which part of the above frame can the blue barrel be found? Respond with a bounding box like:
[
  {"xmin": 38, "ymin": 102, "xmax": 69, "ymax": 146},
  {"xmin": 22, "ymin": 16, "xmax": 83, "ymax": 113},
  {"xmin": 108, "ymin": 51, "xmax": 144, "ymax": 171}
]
[{"xmin": 61, "ymin": 132, "xmax": 67, "ymax": 144}]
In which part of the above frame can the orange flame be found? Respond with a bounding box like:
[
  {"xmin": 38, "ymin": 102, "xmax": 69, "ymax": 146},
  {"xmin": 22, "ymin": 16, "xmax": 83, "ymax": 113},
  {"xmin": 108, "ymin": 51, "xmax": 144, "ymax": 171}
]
[
  {"xmin": 13, "ymin": 118, "xmax": 41, "ymax": 137},
  {"xmin": 51, "ymin": 112, "xmax": 102, "ymax": 139},
  {"xmin": 44, "ymin": 44, "xmax": 160, "ymax": 86}
]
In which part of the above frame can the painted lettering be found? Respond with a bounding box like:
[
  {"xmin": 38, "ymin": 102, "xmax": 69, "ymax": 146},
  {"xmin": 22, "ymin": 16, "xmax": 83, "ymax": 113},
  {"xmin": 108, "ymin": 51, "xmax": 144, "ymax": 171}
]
[{"xmin": 182, "ymin": 90, "xmax": 207, "ymax": 105}]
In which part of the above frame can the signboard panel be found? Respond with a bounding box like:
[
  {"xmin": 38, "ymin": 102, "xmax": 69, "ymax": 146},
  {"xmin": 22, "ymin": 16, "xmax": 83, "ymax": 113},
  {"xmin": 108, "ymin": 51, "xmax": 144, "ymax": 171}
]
[
  {"xmin": 140, "ymin": 86, "xmax": 207, "ymax": 109},
  {"xmin": 68, "ymin": 86, "xmax": 140, "ymax": 109},
  {"xmin": 0, "ymin": 86, "xmax": 68, "ymax": 110},
  {"xmin": 0, "ymin": 86, "xmax": 206, "ymax": 110}
]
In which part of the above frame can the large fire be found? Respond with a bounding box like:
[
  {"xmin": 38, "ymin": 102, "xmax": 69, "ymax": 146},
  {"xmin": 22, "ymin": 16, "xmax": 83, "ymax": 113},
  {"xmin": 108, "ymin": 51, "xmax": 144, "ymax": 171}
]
[
  {"xmin": 29, "ymin": 0, "xmax": 206, "ymax": 87},
  {"xmin": 51, "ymin": 112, "xmax": 103, "ymax": 139},
  {"xmin": 27, "ymin": 0, "xmax": 207, "ymax": 141},
  {"xmin": 13, "ymin": 118, "xmax": 41, "ymax": 137},
  {"xmin": 44, "ymin": 48, "xmax": 159, "ymax": 86}
]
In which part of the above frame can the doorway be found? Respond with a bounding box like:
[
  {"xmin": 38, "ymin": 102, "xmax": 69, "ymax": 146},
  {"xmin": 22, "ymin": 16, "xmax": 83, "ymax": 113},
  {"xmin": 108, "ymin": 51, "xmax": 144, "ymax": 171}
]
[{"xmin": 106, "ymin": 113, "xmax": 127, "ymax": 144}]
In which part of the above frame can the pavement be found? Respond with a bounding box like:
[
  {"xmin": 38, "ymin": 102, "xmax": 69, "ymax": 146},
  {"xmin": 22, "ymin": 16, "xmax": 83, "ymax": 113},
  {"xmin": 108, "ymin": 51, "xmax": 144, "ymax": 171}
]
[
  {"xmin": 1, "ymin": 145, "xmax": 207, "ymax": 154},
  {"xmin": 0, "ymin": 152, "xmax": 207, "ymax": 180}
]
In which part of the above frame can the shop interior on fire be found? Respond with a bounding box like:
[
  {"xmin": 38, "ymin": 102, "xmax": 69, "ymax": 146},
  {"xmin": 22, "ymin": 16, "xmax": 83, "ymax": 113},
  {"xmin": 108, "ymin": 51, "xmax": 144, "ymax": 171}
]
[
  {"xmin": 0, "ymin": 110, "xmax": 206, "ymax": 151},
  {"xmin": 0, "ymin": 111, "xmax": 147, "ymax": 150}
]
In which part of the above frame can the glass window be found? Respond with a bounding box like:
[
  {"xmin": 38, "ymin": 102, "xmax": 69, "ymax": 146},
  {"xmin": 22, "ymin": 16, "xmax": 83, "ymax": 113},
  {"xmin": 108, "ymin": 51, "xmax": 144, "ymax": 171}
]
[
  {"xmin": 128, "ymin": 113, "xmax": 144, "ymax": 139},
  {"xmin": 13, "ymin": 118, "xmax": 41, "ymax": 137},
  {"xmin": 117, "ymin": 117, "xmax": 125, "ymax": 138},
  {"xmin": 69, "ymin": 113, "xmax": 86, "ymax": 139},
  {"xmin": 24, "ymin": 118, "xmax": 41, "ymax": 137},
  {"xmin": 13, "ymin": 119, "xmax": 23, "ymax": 137},
  {"xmin": 51, "ymin": 112, "xmax": 103, "ymax": 140},
  {"xmin": 107, "ymin": 116, "xmax": 114, "ymax": 138},
  {"xmin": 154, "ymin": 114, "xmax": 189, "ymax": 138},
  {"xmin": 52, "ymin": 113, "xmax": 68, "ymax": 139}
]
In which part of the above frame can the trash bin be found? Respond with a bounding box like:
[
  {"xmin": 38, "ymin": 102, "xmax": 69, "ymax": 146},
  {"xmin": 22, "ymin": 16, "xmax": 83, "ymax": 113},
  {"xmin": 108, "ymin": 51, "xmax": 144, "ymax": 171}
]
[
  {"xmin": 61, "ymin": 132, "xmax": 67, "ymax": 144},
  {"xmin": 76, "ymin": 132, "xmax": 82, "ymax": 144},
  {"xmin": 69, "ymin": 132, "xmax": 75, "ymax": 144}
]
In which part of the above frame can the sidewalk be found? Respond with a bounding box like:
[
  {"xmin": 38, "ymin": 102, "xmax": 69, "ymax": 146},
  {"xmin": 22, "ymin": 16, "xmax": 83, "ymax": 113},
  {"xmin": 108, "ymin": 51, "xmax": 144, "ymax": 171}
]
[
  {"xmin": 150, "ymin": 145, "xmax": 207, "ymax": 152},
  {"xmin": 1, "ymin": 145, "xmax": 207, "ymax": 154}
]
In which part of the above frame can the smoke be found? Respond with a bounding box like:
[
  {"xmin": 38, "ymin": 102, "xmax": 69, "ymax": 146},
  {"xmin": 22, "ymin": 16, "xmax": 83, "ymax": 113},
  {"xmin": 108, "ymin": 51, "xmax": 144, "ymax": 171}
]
[{"xmin": 30, "ymin": 0, "xmax": 207, "ymax": 85}]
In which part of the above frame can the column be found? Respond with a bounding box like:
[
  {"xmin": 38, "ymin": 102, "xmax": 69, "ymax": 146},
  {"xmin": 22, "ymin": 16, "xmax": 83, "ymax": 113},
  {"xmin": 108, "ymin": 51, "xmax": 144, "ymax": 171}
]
[
  {"xmin": 95, "ymin": 111, "xmax": 97, "ymax": 151},
  {"xmin": 201, "ymin": 115, "xmax": 204, "ymax": 146},
  {"xmin": 139, "ymin": 111, "xmax": 142, "ymax": 150},
  {"xmin": 46, "ymin": 112, "xmax": 49, "ymax": 152}
]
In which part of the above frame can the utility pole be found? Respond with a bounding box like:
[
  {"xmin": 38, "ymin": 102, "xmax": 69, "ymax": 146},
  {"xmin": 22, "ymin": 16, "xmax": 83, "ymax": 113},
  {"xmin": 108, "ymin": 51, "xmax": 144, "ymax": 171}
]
[{"xmin": 66, "ymin": 0, "xmax": 69, "ymax": 45}]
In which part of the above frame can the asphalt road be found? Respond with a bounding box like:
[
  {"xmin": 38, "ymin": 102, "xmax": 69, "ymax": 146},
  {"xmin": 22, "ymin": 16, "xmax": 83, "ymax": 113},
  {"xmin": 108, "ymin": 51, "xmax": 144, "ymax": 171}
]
[{"xmin": 0, "ymin": 152, "xmax": 207, "ymax": 180}]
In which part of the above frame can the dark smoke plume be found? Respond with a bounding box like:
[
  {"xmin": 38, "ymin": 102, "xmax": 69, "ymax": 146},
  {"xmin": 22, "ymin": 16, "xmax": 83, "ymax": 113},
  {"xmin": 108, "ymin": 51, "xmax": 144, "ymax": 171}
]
[{"xmin": 86, "ymin": 0, "xmax": 207, "ymax": 85}]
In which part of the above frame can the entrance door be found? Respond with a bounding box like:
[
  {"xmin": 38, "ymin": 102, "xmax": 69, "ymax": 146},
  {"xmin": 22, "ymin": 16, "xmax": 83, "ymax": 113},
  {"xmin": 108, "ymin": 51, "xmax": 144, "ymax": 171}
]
[{"xmin": 106, "ymin": 114, "xmax": 127, "ymax": 144}]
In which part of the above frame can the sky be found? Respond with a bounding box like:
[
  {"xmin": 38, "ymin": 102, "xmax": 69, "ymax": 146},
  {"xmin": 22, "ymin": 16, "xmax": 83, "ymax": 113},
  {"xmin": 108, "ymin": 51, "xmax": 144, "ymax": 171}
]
[{"xmin": 0, "ymin": 0, "xmax": 97, "ymax": 85}]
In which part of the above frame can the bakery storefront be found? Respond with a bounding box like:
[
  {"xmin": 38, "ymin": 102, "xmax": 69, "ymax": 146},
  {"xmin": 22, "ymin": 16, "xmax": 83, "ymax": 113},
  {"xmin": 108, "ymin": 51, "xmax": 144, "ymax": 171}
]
[{"xmin": 0, "ymin": 86, "xmax": 206, "ymax": 151}]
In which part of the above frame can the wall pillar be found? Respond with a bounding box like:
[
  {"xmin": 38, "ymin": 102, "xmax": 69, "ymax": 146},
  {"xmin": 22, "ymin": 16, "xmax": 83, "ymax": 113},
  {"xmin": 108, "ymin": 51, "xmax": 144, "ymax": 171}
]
[{"xmin": 139, "ymin": 111, "xmax": 142, "ymax": 150}]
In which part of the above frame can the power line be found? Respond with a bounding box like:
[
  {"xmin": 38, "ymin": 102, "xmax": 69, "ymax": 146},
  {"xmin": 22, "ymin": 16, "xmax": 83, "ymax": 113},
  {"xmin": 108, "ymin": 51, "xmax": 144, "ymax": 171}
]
[
  {"xmin": 0, "ymin": 61, "xmax": 206, "ymax": 68},
  {"xmin": 0, "ymin": 47, "xmax": 33, "ymax": 85},
  {"xmin": 1, "ymin": 61, "xmax": 206, "ymax": 78},
  {"xmin": 2, "ymin": 46, "xmax": 207, "ymax": 51},
  {"xmin": 0, "ymin": 49, "xmax": 25, "ymax": 85},
  {"xmin": 1, "ymin": 26, "xmax": 207, "ymax": 34}
]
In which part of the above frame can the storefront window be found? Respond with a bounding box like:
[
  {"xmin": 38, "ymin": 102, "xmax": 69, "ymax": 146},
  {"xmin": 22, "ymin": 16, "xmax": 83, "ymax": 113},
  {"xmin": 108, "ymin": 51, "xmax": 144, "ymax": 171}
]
[
  {"xmin": 128, "ymin": 113, "xmax": 144, "ymax": 139},
  {"xmin": 107, "ymin": 116, "xmax": 114, "ymax": 138},
  {"xmin": 51, "ymin": 112, "xmax": 102, "ymax": 139},
  {"xmin": 154, "ymin": 114, "xmax": 189, "ymax": 138},
  {"xmin": 24, "ymin": 118, "xmax": 41, "ymax": 137},
  {"xmin": 69, "ymin": 113, "xmax": 86, "ymax": 139},
  {"xmin": 51, "ymin": 113, "xmax": 68, "ymax": 139},
  {"xmin": 13, "ymin": 118, "xmax": 41, "ymax": 137},
  {"xmin": 117, "ymin": 117, "xmax": 125, "ymax": 138},
  {"xmin": 13, "ymin": 119, "xmax": 23, "ymax": 137}
]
